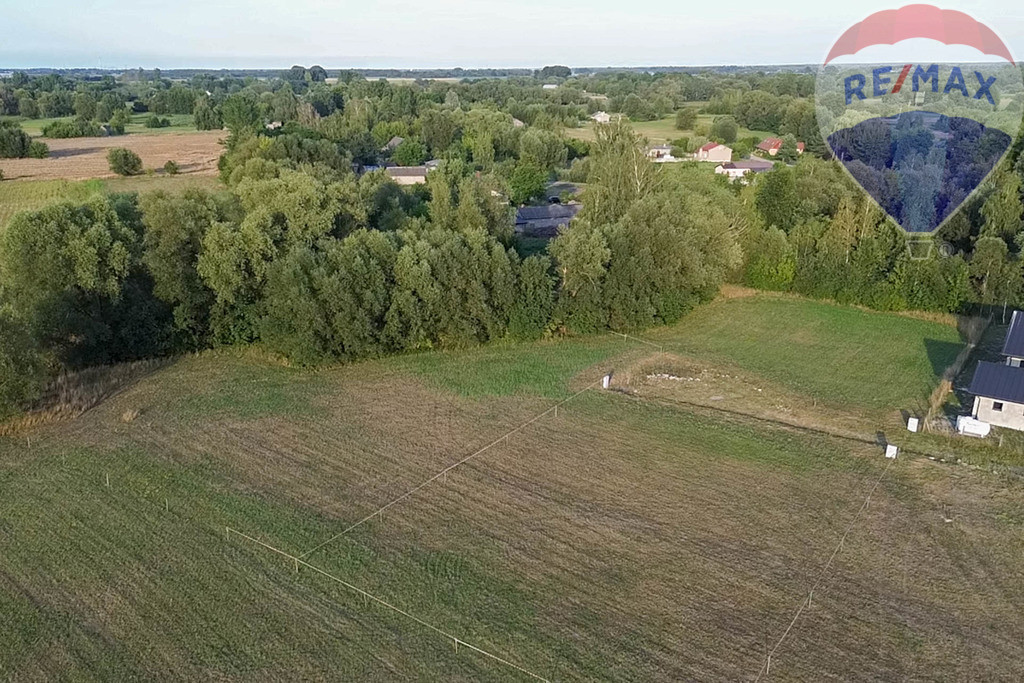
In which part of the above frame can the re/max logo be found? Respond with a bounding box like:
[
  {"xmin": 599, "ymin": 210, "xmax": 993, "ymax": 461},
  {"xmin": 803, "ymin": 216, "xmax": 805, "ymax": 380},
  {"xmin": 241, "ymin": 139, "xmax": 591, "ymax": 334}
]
[{"xmin": 844, "ymin": 65, "xmax": 996, "ymax": 105}]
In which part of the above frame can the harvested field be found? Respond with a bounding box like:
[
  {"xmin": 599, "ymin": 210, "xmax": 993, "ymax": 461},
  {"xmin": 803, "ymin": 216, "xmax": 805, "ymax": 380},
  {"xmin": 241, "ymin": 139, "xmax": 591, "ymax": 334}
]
[{"xmin": 0, "ymin": 131, "xmax": 224, "ymax": 181}]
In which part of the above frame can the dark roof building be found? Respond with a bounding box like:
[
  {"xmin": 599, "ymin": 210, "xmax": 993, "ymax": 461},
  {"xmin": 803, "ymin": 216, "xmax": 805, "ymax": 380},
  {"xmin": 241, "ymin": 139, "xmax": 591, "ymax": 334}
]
[
  {"xmin": 969, "ymin": 361, "xmax": 1024, "ymax": 404},
  {"xmin": 515, "ymin": 204, "xmax": 582, "ymax": 238},
  {"xmin": 726, "ymin": 159, "xmax": 774, "ymax": 171},
  {"xmin": 1003, "ymin": 310, "xmax": 1024, "ymax": 359}
]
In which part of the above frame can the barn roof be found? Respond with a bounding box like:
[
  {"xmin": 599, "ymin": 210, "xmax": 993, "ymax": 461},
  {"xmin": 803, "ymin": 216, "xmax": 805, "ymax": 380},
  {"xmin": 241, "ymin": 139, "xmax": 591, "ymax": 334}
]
[
  {"xmin": 969, "ymin": 361, "xmax": 1024, "ymax": 404},
  {"xmin": 1002, "ymin": 310, "xmax": 1024, "ymax": 357}
]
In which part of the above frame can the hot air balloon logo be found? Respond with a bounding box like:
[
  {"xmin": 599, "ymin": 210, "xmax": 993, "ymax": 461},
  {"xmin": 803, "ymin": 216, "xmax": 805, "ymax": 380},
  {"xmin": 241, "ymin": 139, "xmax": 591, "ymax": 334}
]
[{"xmin": 815, "ymin": 4, "xmax": 1022, "ymax": 234}]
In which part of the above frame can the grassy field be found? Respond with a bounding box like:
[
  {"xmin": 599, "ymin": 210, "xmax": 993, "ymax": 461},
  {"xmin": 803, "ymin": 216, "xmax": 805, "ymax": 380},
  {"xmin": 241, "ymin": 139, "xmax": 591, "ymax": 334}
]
[
  {"xmin": 4, "ymin": 113, "xmax": 199, "ymax": 137},
  {"xmin": 0, "ymin": 175, "xmax": 222, "ymax": 230},
  {"xmin": 566, "ymin": 114, "xmax": 774, "ymax": 145},
  {"xmin": 3, "ymin": 294, "xmax": 1022, "ymax": 680},
  {"xmin": 645, "ymin": 293, "xmax": 963, "ymax": 414}
]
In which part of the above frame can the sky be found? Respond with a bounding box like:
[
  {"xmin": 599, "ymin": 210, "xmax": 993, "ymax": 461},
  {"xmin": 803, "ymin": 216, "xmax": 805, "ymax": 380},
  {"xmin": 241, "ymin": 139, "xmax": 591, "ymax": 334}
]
[{"xmin": 2, "ymin": 0, "xmax": 1023, "ymax": 69}]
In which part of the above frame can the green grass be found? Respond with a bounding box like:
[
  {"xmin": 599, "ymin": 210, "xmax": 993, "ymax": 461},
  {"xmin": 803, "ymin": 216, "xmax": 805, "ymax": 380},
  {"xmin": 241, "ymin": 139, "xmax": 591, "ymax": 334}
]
[
  {"xmin": 124, "ymin": 113, "xmax": 198, "ymax": 135},
  {"xmin": 646, "ymin": 293, "xmax": 963, "ymax": 412},
  {"xmin": 398, "ymin": 335, "xmax": 627, "ymax": 398},
  {"xmin": 565, "ymin": 114, "xmax": 775, "ymax": 146},
  {"xmin": 1, "ymin": 113, "xmax": 198, "ymax": 138},
  {"xmin": 0, "ymin": 175, "xmax": 221, "ymax": 231},
  {"xmin": 0, "ymin": 295, "xmax": 1021, "ymax": 679}
]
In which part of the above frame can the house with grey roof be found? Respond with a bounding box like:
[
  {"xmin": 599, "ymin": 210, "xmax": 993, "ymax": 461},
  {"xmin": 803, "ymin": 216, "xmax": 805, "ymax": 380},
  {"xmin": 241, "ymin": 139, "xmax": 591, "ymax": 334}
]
[
  {"xmin": 515, "ymin": 204, "xmax": 582, "ymax": 238},
  {"xmin": 715, "ymin": 158, "xmax": 774, "ymax": 181},
  {"xmin": 968, "ymin": 311, "xmax": 1024, "ymax": 431},
  {"xmin": 386, "ymin": 166, "xmax": 429, "ymax": 185}
]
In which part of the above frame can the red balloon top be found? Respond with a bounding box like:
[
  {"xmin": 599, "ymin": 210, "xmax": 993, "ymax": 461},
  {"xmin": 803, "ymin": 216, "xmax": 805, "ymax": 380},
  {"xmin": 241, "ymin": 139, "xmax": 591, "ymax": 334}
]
[{"xmin": 824, "ymin": 4, "xmax": 1014, "ymax": 65}]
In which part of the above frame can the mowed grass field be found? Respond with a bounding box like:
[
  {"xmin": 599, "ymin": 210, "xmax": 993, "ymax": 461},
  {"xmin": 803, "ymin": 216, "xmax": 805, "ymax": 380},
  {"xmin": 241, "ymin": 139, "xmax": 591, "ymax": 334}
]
[
  {"xmin": 646, "ymin": 292, "xmax": 963, "ymax": 414},
  {"xmin": 0, "ymin": 175, "xmax": 222, "ymax": 231},
  {"xmin": 565, "ymin": 114, "xmax": 774, "ymax": 145},
  {"xmin": 2, "ymin": 296, "xmax": 1022, "ymax": 680}
]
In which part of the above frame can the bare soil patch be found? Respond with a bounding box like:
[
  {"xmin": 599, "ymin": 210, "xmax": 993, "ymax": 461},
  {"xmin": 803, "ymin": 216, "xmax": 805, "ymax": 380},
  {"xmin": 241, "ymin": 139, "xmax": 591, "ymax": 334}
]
[{"xmin": 0, "ymin": 131, "xmax": 224, "ymax": 181}]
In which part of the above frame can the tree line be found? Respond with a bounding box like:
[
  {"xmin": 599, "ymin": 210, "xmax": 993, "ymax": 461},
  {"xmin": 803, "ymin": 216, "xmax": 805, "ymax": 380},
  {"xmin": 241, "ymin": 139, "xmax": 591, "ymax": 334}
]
[{"xmin": 0, "ymin": 120, "xmax": 740, "ymax": 418}]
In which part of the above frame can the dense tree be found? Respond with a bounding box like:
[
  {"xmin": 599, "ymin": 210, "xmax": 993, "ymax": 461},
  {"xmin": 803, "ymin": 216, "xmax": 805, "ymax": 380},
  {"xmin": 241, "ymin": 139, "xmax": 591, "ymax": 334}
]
[
  {"xmin": 980, "ymin": 172, "xmax": 1024, "ymax": 241},
  {"xmin": 582, "ymin": 119, "xmax": 659, "ymax": 225},
  {"xmin": 221, "ymin": 92, "xmax": 262, "ymax": 136},
  {"xmin": 392, "ymin": 137, "xmax": 428, "ymax": 166},
  {"xmin": 710, "ymin": 115, "xmax": 739, "ymax": 143},
  {"xmin": 0, "ymin": 313, "xmax": 48, "ymax": 419},
  {"xmin": 262, "ymin": 230, "xmax": 398, "ymax": 363},
  {"xmin": 675, "ymin": 108, "xmax": 697, "ymax": 130},
  {"xmin": 0, "ymin": 197, "xmax": 171, "ymax": 366},
  {"xmin": 755, "ymin": 166, "xmax": 798, "ymax": 232},
  {"xmin": 193, "ymin": 97, "xmax": 223, "ymax": 130},
  {"xmin": 508, "ymin": 161, "xmax": 547, "ymax": 205},
  {"xmin": 140, "ymin": 188, "xmax": 230, "ymax": 346},
  {"xmin": 73, "ymin": 92, "xmax": 97, "ymax": 120}
]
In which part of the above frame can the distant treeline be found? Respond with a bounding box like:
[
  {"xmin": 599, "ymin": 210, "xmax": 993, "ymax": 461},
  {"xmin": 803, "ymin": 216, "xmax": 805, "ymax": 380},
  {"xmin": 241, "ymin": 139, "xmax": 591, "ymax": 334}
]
[{"xmin": 2, "ymin": 64, "xmax": 819, "ymax": 81}]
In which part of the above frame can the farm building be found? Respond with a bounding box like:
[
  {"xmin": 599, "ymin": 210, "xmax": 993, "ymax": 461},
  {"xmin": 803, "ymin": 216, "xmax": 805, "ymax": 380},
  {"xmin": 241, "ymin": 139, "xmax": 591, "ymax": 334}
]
[
  {"xmin": 756, "ymin": 137, "xmax": 806, "ymax": 156},
  {"xmin": 515, "ymin": 204, "xmax": 582, "ymax": 238},
  {"xmin": 695, "ymin": 142, "xmax": 732, "ymax": 163},
  {"xmin": 591, "ymin": 111, "xmax": 612, "ymax": 124},
  {"xmin": 715, "ymin": 158, "xmax": 773, "ymax": 181},
  {"xmin": 386, "ymin": 166, "xmax": 430, "ymax": 185},
  {"xmin": 967, "ymin": 311, "xmax": 1024, "ymax": 431}
]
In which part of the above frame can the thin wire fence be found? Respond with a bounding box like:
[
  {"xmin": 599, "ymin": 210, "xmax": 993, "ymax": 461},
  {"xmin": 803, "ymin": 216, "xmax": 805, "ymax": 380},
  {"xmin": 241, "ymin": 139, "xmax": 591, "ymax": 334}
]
[
  {"xmin": 226, "ymin": 527, "xmax": 550, "ymax": 682},
  {"xmin": 299, "ymin": 379, "xmax": 604, "ymax": 559},
  {"xmin": 753, "ymin": 456, "xmax": 896, "ymax": 681}
]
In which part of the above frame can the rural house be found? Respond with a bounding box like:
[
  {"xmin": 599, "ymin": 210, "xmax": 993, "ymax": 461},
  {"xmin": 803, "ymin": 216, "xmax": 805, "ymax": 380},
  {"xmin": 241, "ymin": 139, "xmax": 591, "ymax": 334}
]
[
  {"xmin": 647, "ymin": 144, "xmax": 677, "ymax": 162},
  {"xmin": 383, "ymin": 136, "xmax": 404, "ymax": 152},
  {"xmin": 515, "ymin": 204, "xmax": 582, "ymax": 238},
  {"xmin": 756, "ymin": 137, "xmax": 805, "ymax": 156},
  {"xmin": 695, "ymin": 142, "xmax": 732, "ymax": 163},
  {"xmin": 715, "ymin": 158, "xmax": 773, "ymax": 181},
  {"xmin": 967, "ymin": 312, "xmax": 1024, "ymax": 431},
  {"xmin": 386, "ymin": 166, "xmax": 430, "ymax": 185}
]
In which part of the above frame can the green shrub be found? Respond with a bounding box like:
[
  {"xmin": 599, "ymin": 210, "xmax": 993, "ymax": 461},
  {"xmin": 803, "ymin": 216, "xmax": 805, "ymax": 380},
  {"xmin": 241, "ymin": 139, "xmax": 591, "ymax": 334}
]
[
  {"xmin": 42, "ymin": 118, "xmax": 103, "ymax": 139},
  {"xmin": 0, "ymin": 121, "xmax": 32, "ymax": 158},
  {"xmin": 145, "ymin": 115, "xmax": 171, "ymax": 129},
  {"xmin": 109, "ymin": 109, "xmax": 131, "ymax": 135},
  {"xmin": 163, "ymin": 160, "xmax": 180, "ymax": 175},
  {"xmin": 28, "ymin": 140, "xmax": 49, "ymax": 158},
  {"xmin": 108, "ymin": 147, "xmax": 143, "ymax": 176}
]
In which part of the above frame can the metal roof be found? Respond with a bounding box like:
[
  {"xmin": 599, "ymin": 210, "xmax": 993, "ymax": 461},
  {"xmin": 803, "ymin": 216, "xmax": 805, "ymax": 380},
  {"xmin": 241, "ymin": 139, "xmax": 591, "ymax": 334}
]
[
  {"xmin": 515, "ymin": 204, "xmax": 582, "ymax": 224},
  {"xmin": 386, "ymin": 166, "xmax": 428, "ymax": 177},
  {"xmin": 1002, "ymin": 310, "xmax": 1024, "ymax": 357},
  {"xmin": 968, "ymin": 361, "xmax": 1024, "ymax": 403}
]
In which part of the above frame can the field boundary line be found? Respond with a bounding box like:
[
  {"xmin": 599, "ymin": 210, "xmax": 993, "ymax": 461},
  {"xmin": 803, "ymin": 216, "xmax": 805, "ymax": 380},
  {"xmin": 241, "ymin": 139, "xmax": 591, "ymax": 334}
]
[
  {"xmin": 615, "ymin": 331, "xmax": 664, "ymax": 351},
  {"xmin": 753, "ymin": 455, "xmax": 895, "ymax": 681},
  {"xmin": 226, "ymin": 527, "xmax": 550, "ymax": 682},
  {"xmin": 299, "ymin": 379, "xmax": 603, "ymax": 559}
]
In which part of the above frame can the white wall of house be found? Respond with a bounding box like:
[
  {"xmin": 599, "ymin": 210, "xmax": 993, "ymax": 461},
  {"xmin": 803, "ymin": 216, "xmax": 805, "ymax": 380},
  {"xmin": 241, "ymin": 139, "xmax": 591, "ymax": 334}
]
[
  {"xmin": 697, "ymin": 145, "xmax": 732, "ymax": 163},
  {"xmin": 715, "ymin": 165, "xmax": 748, "ymax": 181},
  {"xmin": 973, "ymin": 396, "xmax": 1024, "ymax": 431}
]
